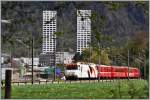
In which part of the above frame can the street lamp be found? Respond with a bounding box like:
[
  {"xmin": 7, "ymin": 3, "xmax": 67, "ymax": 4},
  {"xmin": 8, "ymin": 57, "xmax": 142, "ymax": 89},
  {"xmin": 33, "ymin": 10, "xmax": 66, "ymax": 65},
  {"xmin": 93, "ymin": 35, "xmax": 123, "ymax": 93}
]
[
  {"xmin": 17, "ymin": 36, "xmax": 34, "ymax": 84},
  {"xmin": 16, "ymin": 35, "xmax": 34, "ymax": 84},
  {"xmin": 1, "ymin": 19, "xmax": 12, "ymax": 23},
  {"xmin": 127, "ymin": 49, "xmax": 130, "ymax": 81},
  {"xmin": 54, "ymin": 37, "xmax": 56, "ymax": 81},
  {"xmin": 98, "ymin": 42, "xmax": 101, "ymax": 82},
  {"xmin": 2, "ymin": 18, "xmax": 35, "ymax": 83},
  {"xmin": 1, "ymin": 19, "xmax": 14, "ymax": 79},
  {"xmin": 49, "ymin": 37, "xmax": 56, "ymax": 81},
  {"xmin": 31, "ymin": 34, "xmax": 34, "ymax": 84},
  {"xmin": 16, "ymin": 39, "xmax": 29, "ymax": 49}
]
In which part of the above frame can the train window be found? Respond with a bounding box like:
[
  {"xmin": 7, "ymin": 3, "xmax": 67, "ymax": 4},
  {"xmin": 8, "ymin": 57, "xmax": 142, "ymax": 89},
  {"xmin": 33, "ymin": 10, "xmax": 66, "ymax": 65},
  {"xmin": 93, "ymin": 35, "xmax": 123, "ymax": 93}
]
[
  {"xmin": 115, "ymin": 68, "xmax": 124, "ymax": 72},
  {"xmin": 130, "ymin": 68, "xmax": 138, "ymax": 73}
]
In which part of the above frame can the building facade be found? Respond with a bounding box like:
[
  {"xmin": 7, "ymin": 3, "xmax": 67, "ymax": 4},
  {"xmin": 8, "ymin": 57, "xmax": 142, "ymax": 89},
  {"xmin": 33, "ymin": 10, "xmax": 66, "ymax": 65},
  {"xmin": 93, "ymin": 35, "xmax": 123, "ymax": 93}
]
[
  {"xmin": 56, "ymin": 52, "xmax": 74, "ymax": 64},
  {"xmin": 39, "ymin": 52, "xmax": 74, "ymax": 66},
  {"xmin": 42, "ymin": 11, "xmax": 57, "ymax": 54},
  {"xmin": 39, "ymin": 53, "xmax": 55, "ymax": 66},
  {"xmin": 77, "ymin": 10, "xmax": 91, "ymax": 54}
]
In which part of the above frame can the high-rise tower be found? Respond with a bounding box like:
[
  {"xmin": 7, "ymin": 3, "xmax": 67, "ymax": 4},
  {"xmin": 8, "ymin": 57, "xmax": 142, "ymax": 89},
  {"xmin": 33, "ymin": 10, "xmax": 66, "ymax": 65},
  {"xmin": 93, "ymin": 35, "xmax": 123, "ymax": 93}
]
[
  {"xmin": 42, "ymin": 11, "xmax": 57, "ymax": 54},
  {"xmin": 77, "ymin": 10, "xmax": 91, "ymax": 54}
]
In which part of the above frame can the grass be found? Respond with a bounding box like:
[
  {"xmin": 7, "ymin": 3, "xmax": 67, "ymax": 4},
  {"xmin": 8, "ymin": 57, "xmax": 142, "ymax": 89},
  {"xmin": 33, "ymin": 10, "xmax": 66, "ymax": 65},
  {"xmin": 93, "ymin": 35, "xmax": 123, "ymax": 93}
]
[{"xmin": 1, "ymin": 79, "xmax": 149, "ymax": 99}]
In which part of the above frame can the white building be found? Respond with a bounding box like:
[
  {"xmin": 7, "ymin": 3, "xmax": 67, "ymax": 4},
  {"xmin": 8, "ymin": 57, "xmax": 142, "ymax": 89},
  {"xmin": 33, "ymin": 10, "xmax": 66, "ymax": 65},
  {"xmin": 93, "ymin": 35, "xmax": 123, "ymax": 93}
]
[
  {"xmin": 39, "ymin": 52, "xmax": 74, "ymax": 66},
  {"xmin": 13, "ymin": 57, "xmax": 39, "ymax": 67},
  {"xmin": 56, "ymin": 52, "xmax": 74, "ymax": 64},
  {"xmin": 1, "ymin": 53, "xmax": 10, "ymax": 64},
  {"xmin": 63, "ymin": 52, "xmax": 74, "ymax": 64},
  {"xmin": 77, "ymin": 10, "xmax": 91, "ymax": 54},
  {"xmin": 42, "ymin": 11, "xmax": 57, "ymax": 54}
]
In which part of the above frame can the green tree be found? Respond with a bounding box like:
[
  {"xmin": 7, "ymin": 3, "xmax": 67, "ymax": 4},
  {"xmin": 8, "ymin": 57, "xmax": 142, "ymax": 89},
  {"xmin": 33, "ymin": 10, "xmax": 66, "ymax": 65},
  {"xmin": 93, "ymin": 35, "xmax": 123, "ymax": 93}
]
[
  {"xmin": 100, "ymin": 49, "xmax": 110, "ymax": 65},
  {"xmin": 82, "ymin": 48, "xmax": 110, "ymax": 65},
  {"xmin": 72, "ymin": 52, "xmax": 83, "ymax": 62}
]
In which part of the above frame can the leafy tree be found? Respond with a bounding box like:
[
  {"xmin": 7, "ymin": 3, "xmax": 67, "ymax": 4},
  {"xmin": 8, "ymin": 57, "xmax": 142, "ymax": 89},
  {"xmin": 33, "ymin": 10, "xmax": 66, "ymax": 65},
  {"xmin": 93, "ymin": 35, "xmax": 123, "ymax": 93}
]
[
  {"xmin": 72, "ymin": 52, "xmax": 83, "ymax": 62},
  {"xmin": 100, "ymin": 49, "xmax": 110, "ymax": 65},
  {"xmin": 82, "ymin": 48, "xmax": 110, "ymax": 65},
  {"xmin": 82, "ymin": 48, "xmax": 90, "ymax": 62}
]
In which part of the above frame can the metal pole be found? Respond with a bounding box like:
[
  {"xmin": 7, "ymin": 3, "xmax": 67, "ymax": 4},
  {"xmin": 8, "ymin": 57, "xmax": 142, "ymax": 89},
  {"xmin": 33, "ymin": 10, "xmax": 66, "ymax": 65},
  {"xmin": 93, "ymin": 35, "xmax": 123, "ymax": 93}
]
[
  {"xmin": 31, "ymin": 36, "xmax": 34, "ymax": 84},
  {"xmin": 54, "ymin": 38, "xmax": 56, "ymax": 81},
  {"xmin": 98, "ymin": 43, "xmax": 101, "ymax": 66},
  {"xmin": 98, "ymin": 42, "xmax": 101, "ymax": 82},
  {"xmin": 28, "ymin": 47, "xmax": 30, "ymax": 64},
  {"xmin": 62, "ymin": 16, "xmax": 65, "ymax": 73},
  {"xmin": 10, "ymin": 48, "xmax": 13, "ymax": 74},
  {"xmin": 144, "ymin": 51, "xmax": 146, "ymax": 80},
  {"xmin": 138, "ymin": 52, "xmax": 141, "ymax": 80},
  {"xmin": 127, "ymin": 49, "xmax": 130, "ymax": 80},
  {"xmin": 89, "ymin": 42, "xmax": 91, "ymax": 63}
]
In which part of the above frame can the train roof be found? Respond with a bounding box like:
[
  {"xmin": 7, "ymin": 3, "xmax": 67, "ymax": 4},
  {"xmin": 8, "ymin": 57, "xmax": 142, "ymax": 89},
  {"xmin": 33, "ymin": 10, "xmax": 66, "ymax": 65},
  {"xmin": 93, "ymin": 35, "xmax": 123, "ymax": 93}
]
[
  {"xmin": 97, "ymin": 65, "xmax": 138, "ymax": 69},
  {"xmin": 65, "ymin": 62, "xmax": 139, "ymax": 69},
  {"xmin": 64, "ymin": 63, "xmax": 77, "ymax": 67},
  {"xmin": 97, "ymin": 65, "xmax": 111, "ymax": 67}
]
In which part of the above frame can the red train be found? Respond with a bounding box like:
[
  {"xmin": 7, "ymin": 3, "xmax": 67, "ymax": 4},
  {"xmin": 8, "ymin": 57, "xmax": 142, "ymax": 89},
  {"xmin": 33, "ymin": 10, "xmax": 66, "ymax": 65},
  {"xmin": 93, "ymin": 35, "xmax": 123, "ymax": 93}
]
[
  {"xmin": 97, "ymin": 65, "xmax": 140, "ymax": 79},
  {"xmin": 65, "ymin": 62, "xmax": 140, "ymax": 79}
]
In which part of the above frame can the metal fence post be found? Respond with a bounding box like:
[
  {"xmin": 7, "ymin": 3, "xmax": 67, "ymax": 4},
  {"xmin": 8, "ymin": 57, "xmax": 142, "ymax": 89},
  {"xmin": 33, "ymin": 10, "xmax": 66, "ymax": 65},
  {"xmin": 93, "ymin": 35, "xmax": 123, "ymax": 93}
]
[{"xmin": 5, "ymin": 70, "xmax": 12, "ymax": 99}]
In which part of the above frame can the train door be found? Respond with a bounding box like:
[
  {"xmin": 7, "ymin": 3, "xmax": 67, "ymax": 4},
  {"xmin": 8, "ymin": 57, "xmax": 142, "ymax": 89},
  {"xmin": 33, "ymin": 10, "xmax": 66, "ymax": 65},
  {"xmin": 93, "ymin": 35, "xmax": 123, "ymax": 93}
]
[{"xmin": 77, "ymin": 64, "xmax": 82, "ymax": 78}]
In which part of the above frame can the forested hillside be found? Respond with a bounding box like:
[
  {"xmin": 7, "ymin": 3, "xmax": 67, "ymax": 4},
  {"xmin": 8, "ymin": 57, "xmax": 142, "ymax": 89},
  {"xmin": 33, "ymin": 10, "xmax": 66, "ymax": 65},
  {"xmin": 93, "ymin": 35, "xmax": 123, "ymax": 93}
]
[{"xmin": 1, "ymin": 1, "xmax": 148, "ymax": 57}]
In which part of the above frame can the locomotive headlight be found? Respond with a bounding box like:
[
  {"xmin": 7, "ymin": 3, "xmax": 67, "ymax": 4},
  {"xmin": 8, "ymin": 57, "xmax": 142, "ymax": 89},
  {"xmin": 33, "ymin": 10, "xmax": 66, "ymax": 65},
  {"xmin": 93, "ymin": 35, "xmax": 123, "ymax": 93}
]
[
  {"xmin": 70, "ymin": 72, "xmax": 75, "ymax": 75},
  {"xmin": 66, "ymin": 71, "xmax": 76, "ymax": 76}
]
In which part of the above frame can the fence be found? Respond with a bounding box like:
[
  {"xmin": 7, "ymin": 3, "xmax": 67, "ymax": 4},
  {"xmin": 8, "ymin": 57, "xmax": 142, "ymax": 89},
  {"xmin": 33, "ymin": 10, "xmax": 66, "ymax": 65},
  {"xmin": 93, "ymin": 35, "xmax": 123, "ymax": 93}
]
[{"xmin": 10, "ymin": 78, "xmax": 135, "ymax": 86}]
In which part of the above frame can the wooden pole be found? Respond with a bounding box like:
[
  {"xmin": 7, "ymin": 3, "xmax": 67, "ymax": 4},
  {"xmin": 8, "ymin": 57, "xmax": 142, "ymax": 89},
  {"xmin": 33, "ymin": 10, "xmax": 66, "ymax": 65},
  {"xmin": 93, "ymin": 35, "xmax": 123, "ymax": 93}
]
[{"xmin": 5, "ymin": 70, "xmax": 12, "ymax": 99}]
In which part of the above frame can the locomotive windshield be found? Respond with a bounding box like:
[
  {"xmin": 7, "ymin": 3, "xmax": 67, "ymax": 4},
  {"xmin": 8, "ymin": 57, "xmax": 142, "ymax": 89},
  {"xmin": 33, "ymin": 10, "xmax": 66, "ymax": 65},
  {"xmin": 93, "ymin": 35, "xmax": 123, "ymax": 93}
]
[{"xmin": 66, "ymin": 64, "xmax": 78, "ymax": 70}]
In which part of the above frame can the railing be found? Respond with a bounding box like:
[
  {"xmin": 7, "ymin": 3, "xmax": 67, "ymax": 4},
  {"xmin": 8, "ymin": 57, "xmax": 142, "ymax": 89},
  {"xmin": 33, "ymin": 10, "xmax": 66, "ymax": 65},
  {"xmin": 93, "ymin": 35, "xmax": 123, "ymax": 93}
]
[{"xmin": 10, "ymin": 78, "xmax": 134, "ymax": 86}]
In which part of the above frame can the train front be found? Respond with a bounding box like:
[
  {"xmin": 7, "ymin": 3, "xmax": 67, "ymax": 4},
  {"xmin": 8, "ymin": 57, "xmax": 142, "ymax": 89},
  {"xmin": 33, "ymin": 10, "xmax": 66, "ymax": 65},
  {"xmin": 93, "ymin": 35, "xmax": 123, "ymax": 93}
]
[{"xmin": 64, "ymin": 63, "xmax": 79, "ymax": 79}]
